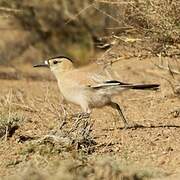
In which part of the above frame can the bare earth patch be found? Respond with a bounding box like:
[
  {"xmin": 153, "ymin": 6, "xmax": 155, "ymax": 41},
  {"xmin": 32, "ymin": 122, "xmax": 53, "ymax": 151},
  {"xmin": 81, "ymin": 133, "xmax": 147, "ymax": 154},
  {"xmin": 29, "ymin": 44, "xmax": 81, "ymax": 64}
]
[{"xmin": 0, "ymin": 56, "xmax": 180, "ymax": 179}]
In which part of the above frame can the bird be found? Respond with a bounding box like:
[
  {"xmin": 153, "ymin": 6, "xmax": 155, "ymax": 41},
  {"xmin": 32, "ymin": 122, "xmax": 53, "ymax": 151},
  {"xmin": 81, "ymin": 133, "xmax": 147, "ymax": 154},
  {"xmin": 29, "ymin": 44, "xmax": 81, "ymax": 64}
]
[{"xmin": 33, "ymin": 56, "xmax": 160, "ymax": 128}]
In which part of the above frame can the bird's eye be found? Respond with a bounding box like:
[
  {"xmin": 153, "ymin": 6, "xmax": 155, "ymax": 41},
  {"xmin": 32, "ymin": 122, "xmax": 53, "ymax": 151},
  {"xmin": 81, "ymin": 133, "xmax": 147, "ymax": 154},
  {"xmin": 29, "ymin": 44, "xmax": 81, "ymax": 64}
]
[{"xmin": 53, "ymin": 60, "xmax": 58, "ymax": 64}]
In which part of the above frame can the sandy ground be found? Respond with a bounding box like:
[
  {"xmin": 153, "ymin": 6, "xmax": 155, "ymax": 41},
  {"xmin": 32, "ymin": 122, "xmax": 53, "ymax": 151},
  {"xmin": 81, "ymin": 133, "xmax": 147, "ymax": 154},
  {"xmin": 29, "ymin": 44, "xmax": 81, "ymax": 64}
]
[{"xmin": 0, "ymin": 57, "xmax": 180, "ymax": 179}]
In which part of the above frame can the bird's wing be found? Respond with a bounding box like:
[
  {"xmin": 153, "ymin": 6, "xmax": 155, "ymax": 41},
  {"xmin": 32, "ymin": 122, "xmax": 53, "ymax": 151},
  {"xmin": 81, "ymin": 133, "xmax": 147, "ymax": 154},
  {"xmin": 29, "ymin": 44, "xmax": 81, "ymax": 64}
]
[
  {"xmin": 80, "ymin": 64, "xmax": 159, "ymax": 91},
  {"xmin": 64, "ymin": 62, "xmax": 116, "ymax": 86},
  {"xmin": 63, "ymin": 63, "xmax": 159, "ymax": 93},
  {"xmin": 90, "ymin": 80, "xmax": 159, "ymax": 90},
  {"xmin": 86, "ymin": 80, "xmax": 131, "ymax": 96},
  {"xmin": 81, "ymin": 62, "xmax": 121, "ymax": 85},
  {"xmin": 90, "ymin": 62, "xmax": 120, "ymax": 83},
  {"xmin": 90, "ymin": 80, "xmax": 129, "ymax": 88}
]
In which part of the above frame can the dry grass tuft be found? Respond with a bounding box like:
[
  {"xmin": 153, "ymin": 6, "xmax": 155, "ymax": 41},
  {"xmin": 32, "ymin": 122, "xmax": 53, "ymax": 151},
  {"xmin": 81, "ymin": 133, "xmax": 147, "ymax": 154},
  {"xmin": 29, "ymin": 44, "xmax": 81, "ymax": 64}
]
[
  {"xmin": 3, "ymin": 157, "xmax": 167, "ymax": 180},
  {"xmin": 23, "ymin": 114, "xmax": 96, "ymax": 156},
  {"xmin": 0, "ymin": 0, "xmax": 179, "ymax": 64},
  {"xmin": 0, "ymin": 112, "xmax": 24, "ymax": 140}
]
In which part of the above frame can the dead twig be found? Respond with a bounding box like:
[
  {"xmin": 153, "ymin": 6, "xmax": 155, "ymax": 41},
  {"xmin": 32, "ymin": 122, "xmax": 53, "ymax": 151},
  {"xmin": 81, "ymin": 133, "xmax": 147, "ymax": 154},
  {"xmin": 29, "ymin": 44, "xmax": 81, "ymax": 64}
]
[{"xmin": 0, "ymin": 7, "xmax": 23, "ymax": 13}]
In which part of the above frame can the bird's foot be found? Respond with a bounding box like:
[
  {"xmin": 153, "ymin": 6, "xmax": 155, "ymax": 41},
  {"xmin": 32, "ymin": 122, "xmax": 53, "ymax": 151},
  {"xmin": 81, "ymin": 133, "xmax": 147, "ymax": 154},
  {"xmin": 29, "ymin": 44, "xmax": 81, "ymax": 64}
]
[
  {"xmin": 123, "ymin": 122, "xmax": 131, "ymax": 129},
  {"xmin": 130, "ymin": 122, "xmax": 145, "ymax": 129},
  {"xmin": 73, "ymin": 112, "xmax": 90, "ymax": 119},
  {"xmin": 123, "ymin": 122, "xmax": 144, "ymax": 129}
]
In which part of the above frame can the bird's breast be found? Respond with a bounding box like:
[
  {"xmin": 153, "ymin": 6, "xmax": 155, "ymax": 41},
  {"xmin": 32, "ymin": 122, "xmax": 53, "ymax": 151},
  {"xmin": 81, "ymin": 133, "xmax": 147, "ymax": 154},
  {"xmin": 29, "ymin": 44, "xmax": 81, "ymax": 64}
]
[{"xmin": 57, "ymin": 81, "xmax": 85, "ymax": 105}]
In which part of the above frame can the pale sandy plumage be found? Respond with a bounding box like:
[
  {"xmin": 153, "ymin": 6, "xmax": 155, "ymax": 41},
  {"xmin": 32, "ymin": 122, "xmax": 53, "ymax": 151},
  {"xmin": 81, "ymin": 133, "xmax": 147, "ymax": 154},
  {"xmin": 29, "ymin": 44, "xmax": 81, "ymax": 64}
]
[{"xmin": 34, "ymin": 56, "xmax": 160, "ymax": 128}]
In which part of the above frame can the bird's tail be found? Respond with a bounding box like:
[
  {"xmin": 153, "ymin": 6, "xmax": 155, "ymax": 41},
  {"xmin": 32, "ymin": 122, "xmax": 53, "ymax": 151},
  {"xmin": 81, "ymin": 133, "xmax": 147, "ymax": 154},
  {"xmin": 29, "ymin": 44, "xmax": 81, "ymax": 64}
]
[
  {"xmin": 119, "ymin": 83, "xmax": 160, "ymax": 90},
  {"xmin": 92, "ymin": 80, "xmax": 160, "ymax": 91}
]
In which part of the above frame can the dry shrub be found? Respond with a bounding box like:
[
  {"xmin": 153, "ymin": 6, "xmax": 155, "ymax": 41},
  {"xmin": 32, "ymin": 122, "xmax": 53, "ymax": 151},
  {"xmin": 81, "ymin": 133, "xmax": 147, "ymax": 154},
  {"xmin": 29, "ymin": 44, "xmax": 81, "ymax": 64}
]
[
  {"xmin": 0, "ymin": 113, "xmax": 24, "ymax": 139},
  {"xmin": 124, "ymin": 0, "xmax": 180, "ymax": 43},
  {"xmin": 0, "ymin": 0, "xmax": 179, "ymax": 65},
  {"xmin": 2, "ymin": 157, "xmax": 167, "ymax": 180},
  {"xmin": 0, "ymin": 0, "xmax": 96, "ymax": 64},
  {"xmin": 23, "ymin": 114, "xmax": 96, "ymax": 156},
  {"xmin": 0, "ymin": 90, "xmax": 25, "ymax": 140}
]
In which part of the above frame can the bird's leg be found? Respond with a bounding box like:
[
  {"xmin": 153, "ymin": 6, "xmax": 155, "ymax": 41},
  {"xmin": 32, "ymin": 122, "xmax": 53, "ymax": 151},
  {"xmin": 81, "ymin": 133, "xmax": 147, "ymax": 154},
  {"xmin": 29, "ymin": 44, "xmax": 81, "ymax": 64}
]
[
  {"xmin": 109, "ymin": 102, "xmax": 129, "ymax": 128},
  {"xmin": 59, "ymin": 103, "xmax": 69, "ymax": 129},
  {"xmin": 79, "ymin": 106, "xmax": 91, "ymax": 119}
]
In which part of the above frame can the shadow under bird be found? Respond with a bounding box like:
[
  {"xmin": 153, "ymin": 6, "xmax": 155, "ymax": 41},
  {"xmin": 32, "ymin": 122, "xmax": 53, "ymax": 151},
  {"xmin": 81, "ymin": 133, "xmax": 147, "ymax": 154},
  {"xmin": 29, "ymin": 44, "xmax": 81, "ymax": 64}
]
[{"xmin": 33, "ymin": 56, "xmax": 160, "ymax": 128}]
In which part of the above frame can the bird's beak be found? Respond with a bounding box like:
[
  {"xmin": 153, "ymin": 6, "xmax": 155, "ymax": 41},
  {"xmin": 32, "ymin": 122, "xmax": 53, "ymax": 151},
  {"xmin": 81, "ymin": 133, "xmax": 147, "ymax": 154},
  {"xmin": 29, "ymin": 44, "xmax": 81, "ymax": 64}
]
[{"xmin": 33, "ymin": 60, "xmax": 49, "ymax": 68}]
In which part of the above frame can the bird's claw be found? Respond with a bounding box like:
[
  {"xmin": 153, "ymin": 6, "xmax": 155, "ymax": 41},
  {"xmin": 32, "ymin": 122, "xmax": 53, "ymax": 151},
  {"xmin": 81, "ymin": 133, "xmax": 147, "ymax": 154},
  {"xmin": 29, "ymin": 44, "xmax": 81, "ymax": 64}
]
[
  {"xmin": 73, "ymin": 112, "xmax": 90, "ymax": 119},
  {"xmin": 123, "ymin": 122, "xmax": 144, "ymax": 129},
  {"xmin": 123, "ymin": 123, "xmax": 131, "ymax": 129}
]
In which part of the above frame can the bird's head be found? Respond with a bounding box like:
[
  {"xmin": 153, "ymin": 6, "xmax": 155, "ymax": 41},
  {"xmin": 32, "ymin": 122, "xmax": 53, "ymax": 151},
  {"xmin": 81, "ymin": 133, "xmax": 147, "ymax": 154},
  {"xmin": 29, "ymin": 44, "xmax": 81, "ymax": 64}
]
[{"xmin": 33, "ymin": 56, "xmax": 74, "ymax": 74}]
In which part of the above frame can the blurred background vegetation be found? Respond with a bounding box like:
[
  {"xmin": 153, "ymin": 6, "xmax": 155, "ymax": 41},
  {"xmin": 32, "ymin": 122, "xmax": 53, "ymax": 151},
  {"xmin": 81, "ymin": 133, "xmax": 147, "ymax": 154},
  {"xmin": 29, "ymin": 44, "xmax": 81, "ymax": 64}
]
[
  {"xmin": 0, "ymin": 1, "xmax": 180, "ymax": 179},
  {"xmin": 0, "ymin": 0, "xmax": 179, "ymax": 65}
]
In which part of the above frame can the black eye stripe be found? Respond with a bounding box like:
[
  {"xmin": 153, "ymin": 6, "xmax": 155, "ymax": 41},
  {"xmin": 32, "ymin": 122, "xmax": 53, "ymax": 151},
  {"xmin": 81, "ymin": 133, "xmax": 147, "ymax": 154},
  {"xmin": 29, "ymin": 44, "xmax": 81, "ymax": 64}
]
[
  {"xmin": 53, "ymin": 60, "xmax": 58, "ymax": 64},
  {"xmin": 48, "ymin": 56, "xmax": 72, "ymax": 62}
]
